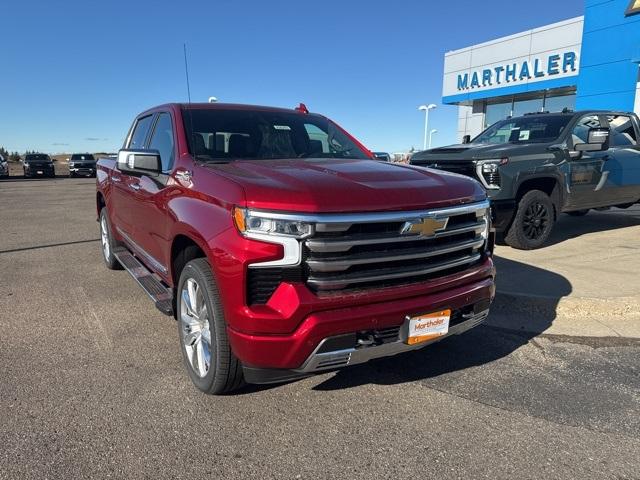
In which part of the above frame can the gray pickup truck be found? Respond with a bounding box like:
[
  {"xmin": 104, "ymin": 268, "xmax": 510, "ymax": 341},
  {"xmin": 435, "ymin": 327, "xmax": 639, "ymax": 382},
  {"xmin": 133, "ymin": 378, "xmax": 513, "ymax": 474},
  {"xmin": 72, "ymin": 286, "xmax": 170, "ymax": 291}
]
[{"xmin": 411, "ymin": 110, "xmax": 640, "ymax": 249}]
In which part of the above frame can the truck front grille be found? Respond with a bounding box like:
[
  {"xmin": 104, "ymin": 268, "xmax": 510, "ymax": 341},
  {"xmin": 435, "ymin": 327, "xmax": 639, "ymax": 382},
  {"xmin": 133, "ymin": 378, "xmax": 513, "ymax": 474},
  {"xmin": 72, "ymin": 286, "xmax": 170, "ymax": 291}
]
[
  {"xmin": 423, "ymin": 162, "xmax": 476, "ymax": 179},
  {"xmin": 245, "ymin": 201, "xmax": 490, "ymax": 304},
  {"xmin": 304, "ymin": 201, "xmax": 489, "ymax": 293}
]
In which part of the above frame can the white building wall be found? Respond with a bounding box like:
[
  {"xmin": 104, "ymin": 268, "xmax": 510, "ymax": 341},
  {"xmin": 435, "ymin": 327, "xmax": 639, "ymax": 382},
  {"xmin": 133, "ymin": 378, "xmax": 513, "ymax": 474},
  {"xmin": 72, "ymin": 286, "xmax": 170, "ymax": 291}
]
[
  {"xmin": 443, "ymin": 17, "xmax": 583, "ymax": 99},
  {"xmin": 457, "ymin": 105, "xmax": 484, "ymax": 142}
]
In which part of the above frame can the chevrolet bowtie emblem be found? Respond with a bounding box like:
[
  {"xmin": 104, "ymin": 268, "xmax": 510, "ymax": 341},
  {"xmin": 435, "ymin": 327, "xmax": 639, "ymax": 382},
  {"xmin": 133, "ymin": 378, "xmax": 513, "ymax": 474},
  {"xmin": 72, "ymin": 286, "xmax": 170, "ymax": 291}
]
[
  {"xmin": 401, "ymin": 217, "xmax": 449, "ymax": 237},
  {"xmin": 627, "ymin": 0, "xmax": 640, "ymax": 15}
]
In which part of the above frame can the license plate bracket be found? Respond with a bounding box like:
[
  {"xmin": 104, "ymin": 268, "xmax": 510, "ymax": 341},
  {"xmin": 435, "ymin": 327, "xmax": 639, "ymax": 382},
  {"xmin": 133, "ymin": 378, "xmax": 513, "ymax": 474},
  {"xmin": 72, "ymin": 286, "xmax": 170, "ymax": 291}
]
[{"xmin": 405, "ymin": 309, "xmax": 451, "ymax": 345}]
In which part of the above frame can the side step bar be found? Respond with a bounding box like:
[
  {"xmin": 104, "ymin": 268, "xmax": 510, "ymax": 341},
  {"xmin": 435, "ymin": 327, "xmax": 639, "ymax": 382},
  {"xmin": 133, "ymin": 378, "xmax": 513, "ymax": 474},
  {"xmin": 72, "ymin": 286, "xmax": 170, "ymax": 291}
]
[{"xmin": 113, "ymin": 248, "xmax": 174, "ymax": 316}]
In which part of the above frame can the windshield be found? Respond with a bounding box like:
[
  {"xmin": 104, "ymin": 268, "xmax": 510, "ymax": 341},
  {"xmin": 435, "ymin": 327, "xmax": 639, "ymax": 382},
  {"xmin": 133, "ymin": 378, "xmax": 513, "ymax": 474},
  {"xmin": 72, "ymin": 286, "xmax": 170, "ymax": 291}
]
[
  {"xmin": 472, "ymin": 115, "xmax": 572, "ymax": 145},
  {"xmin": 182, "ymin": 109, "xmax": 370, "ymax": 161},
  {"xmin": 25, "ymin": 154, "xmax": 50, "ymax": 162},
  {"xmin": 71, "ymin": 154, "xmax": 95, "ymax": 161}
]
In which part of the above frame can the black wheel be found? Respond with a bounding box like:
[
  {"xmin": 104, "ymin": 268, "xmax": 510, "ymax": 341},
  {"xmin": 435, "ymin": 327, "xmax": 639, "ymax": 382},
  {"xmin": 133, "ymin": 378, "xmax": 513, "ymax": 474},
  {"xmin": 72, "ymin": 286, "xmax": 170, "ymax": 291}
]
[
  {"xmin": 177, "ymin": 258, "xmax": 244, "ymax": 394},
  {"xmin": 69, "ymin": 172, "xmax": 76, "ymax": 178},
  {"xmin": 566, "ymin": 209, "xmax": 589, "ymax": 217},
  {"xmin": 504, "ymin": 190, "xmax": 555, "ymax": 250},
  {"xmin": 99, "ymin": 208, "xmax": 123, "ymax": 270}
]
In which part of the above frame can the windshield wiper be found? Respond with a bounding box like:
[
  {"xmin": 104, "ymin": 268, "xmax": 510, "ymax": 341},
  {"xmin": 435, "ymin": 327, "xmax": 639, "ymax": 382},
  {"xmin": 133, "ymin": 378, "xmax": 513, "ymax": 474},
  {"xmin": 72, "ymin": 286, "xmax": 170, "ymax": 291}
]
[{"xmin": 194, "ymin": 155, "xmax": 233, "ymax": 164}]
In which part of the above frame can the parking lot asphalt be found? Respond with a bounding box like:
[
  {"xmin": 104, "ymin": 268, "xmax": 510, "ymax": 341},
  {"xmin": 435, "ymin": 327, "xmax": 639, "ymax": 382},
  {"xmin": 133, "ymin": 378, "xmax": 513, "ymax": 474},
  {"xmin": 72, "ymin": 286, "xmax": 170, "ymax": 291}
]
[{"xmin": 1, "ymin": 179, "xmax": 639, "ymax": 479}]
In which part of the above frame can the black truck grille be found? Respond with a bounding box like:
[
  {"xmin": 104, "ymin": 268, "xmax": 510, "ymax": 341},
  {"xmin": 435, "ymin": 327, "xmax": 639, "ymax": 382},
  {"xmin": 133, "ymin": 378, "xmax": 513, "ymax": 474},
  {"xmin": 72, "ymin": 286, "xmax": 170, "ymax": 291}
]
[
  {"xmin": 424, "ymin": 162, "xmax": 476, "ymax": 179},
  {"xmin": 246, "ymin": 201, "xmax": 490, "ymax": 304}
]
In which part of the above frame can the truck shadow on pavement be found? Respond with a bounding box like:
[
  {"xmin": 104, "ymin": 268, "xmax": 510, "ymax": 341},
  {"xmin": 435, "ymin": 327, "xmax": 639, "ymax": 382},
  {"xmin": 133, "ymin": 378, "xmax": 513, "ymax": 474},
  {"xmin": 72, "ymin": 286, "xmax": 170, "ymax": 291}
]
[
  {"xmin": 498, "ymin": 208, "xmax": 640, "ymax": 248},
  {"xmin": 310, "ymin": 256, "xmax": 572, "ymax": 391}
]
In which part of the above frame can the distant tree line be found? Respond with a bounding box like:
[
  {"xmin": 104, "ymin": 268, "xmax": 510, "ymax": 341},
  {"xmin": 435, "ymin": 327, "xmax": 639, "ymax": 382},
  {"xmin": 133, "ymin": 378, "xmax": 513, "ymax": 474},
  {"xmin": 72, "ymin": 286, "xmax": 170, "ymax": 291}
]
[{"xmin": 0, "ymin": 146, "xmax": 22, "ymax": 162}]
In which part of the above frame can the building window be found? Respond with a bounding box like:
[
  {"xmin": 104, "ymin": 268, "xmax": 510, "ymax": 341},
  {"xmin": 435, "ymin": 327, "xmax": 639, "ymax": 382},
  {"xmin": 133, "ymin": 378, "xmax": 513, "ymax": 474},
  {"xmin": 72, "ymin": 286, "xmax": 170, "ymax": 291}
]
[
  {"xmin": 512, "ymin": 98, "xmax": 544, "ymax": 117},
  {"xmin": 544, "ymin": 93, "xmax": 576, "ymax": 113},
  {"xmin": 485, "ymin": 101, "xmax": 512, "ymax": 128}
]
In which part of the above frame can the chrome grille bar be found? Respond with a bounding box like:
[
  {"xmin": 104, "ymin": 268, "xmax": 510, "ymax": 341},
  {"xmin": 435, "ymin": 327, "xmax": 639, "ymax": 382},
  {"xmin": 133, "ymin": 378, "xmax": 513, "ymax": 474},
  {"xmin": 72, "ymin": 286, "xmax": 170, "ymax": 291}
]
[
  {"xmin": 307, "ymin": 253, "xmax": 482, "ymax": 291},
  {"xmin": 306, "ymin": 218, "xmax": 487, "ymax": 253},
  {"xmin": 306, "ymin": 236, "xmax": 485, "ymax": 273}
]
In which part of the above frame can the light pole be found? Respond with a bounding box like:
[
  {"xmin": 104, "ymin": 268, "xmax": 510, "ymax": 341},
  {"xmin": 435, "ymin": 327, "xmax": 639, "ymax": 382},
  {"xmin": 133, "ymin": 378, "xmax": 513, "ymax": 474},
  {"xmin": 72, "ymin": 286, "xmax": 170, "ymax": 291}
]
[
  {"xmin": 418, "ymin": 104, "xmax": 437, "ymax": 150},
  {"xmin": 429, "ymin": 129, "xmax": 438, "ymax": 148}
]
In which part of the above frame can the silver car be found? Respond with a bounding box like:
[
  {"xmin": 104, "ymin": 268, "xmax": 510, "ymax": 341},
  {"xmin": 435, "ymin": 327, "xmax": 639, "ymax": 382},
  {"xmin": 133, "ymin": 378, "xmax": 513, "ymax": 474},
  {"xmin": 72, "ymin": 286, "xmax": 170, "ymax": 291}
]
[{"xmin": 0, "ymin": 154, "xmax": 8, "ymax": 179}]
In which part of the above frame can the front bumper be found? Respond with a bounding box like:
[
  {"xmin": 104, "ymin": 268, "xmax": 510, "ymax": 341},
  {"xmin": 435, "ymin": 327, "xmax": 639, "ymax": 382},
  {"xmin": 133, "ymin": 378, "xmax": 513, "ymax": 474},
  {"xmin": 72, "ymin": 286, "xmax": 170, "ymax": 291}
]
[
  {"xmin": 69, "ymin": 167, "xmax": 95, "ymax": 176},
  {"xmin": 227, "ymin": 264, "xmax": 495, "ymax": 380},
  {"xmin": 25, "ymin": 165, "xmax": 55, "ymax": 176},
  {"xmin": 490, "ymin": 199, "xmax": 516, "ymax": 232}
]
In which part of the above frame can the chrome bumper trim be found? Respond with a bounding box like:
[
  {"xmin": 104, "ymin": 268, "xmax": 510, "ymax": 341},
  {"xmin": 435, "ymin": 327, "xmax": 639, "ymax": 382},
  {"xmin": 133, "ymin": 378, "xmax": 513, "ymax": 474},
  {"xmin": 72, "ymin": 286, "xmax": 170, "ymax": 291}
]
[{"xmin": 294, "ymin": 309, "xmax": 489, "ymax": 374}]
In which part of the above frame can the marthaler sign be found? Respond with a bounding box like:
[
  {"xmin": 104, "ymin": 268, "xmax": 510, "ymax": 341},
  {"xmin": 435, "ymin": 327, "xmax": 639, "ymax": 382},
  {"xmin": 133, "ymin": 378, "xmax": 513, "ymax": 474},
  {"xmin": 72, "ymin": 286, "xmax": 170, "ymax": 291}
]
[
  {"xmin": 457, "ymin": 51, "xmax": 578, "ymax": 91},
  {"xmin": 627, "ymin": 0, "xmax": 640, "ymax": 16}
]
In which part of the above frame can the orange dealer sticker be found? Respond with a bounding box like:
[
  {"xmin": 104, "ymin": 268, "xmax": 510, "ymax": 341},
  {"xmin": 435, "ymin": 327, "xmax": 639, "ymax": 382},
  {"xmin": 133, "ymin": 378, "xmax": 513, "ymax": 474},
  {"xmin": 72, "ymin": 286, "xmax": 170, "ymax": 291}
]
[{"xmin": 406, "ymin": 309, "xmax": 451, "ymax": 345}]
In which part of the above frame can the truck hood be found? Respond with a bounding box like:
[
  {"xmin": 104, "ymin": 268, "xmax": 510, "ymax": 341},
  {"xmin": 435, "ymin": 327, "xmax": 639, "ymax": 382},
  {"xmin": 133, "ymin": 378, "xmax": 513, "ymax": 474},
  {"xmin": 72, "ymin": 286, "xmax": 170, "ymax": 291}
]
[
  {"xmin": 412, "ymin": 142, "xmax": 551, "ymax": 162},
  {"xmin": 202, "ymin": 158, "xmax": 485, "ymax": 213}
]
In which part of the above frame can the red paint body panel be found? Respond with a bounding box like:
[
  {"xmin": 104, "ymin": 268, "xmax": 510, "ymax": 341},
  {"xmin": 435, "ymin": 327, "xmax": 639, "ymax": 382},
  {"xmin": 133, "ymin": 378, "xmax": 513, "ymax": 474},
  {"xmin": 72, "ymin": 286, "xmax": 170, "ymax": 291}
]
[
  {"xmin": 97, "ymin": 103, "xmax": 495, "ymax": 371},
  {"xmin": 228, "ymin": 272, "xmax": 494, "ymax": 369}
]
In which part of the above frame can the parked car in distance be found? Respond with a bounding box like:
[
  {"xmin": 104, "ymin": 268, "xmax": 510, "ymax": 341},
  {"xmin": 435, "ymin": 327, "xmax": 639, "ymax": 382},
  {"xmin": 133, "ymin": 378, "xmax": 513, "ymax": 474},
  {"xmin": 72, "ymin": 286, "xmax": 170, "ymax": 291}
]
[
  {"xmin": 97, "ymin": 102, "xmax": 495, "ymax": 394},
  {"xmin": 68, "ymin": 153, "xmax": 97, "ymax": 177},
  {"xmin": 373, "ymin": 151, "xmax": 392, "ymax": 161},
  {"xmin": 23, "ymin": 153, "xmax": 55, "ymax": 178},
  {"xmin": 0, "ymin": 154, "xmax": 8, "ymax": 178},
  {"xmin": 411, "ymin": 110, "xmax": 640, "ymax": 249}
]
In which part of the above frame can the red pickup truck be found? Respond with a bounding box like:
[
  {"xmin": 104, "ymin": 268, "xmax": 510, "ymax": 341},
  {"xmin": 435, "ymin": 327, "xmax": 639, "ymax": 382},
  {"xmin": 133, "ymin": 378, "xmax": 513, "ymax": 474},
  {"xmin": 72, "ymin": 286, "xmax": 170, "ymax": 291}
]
[{"xmin": 96, "ymin": 103, "xmax": 495, "ymax": 394}]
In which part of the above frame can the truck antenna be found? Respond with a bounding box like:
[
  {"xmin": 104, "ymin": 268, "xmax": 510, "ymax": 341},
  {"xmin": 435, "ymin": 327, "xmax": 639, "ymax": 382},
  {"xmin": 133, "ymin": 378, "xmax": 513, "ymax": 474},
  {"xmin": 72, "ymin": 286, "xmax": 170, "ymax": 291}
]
[
  {"xmin": 183, "ymin": 43, "xmax": 192, "ymax": 103},
  {"xmin": 183, "ymin": 43, "xmax": 196, "ymax": 158}
]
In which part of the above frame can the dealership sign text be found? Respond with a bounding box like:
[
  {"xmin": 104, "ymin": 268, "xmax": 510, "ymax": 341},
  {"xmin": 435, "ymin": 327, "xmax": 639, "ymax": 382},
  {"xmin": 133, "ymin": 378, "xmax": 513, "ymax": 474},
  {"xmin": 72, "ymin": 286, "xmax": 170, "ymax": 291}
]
[{"xmin": 457, "ymin": 51, "xmax": 578, "ymax": 91}]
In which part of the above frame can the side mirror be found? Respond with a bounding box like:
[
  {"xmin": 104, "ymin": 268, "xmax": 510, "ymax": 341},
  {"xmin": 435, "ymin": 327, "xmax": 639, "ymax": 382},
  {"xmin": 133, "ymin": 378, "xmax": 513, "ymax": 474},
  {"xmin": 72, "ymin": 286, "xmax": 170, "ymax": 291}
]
[
  {"xmin": 117, "ymin": 149, "xmax": 162, "ymax": 174},
  {"xmin": 574, "ymin": 128, "xmax": 609, "ymax": 152},
  {"xmin": 462, "ymin": 135, "xmax": 471, "ymax": 144}
]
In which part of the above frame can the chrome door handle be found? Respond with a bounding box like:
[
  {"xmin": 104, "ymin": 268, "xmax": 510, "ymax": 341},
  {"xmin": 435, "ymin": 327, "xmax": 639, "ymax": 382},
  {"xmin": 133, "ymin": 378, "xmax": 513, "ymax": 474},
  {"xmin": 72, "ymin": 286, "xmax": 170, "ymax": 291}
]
[
  {"xmin": 112, "ymin": 176, "xmax": 122, "ymax": 183},
  {"xmin": 130, "ymin": 183, "xmax": 141, "ymax": 191}
]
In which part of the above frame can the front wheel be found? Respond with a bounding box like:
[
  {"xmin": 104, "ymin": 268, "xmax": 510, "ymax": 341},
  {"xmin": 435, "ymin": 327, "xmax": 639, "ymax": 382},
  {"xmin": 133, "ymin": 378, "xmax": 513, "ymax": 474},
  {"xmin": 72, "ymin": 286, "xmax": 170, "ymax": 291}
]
[
  {"xmin": 99, "ymin": 208, "xmax": 123, "ymax": 270},
  {"xmin": 177, "ymin": 258, "xmax": 244, "ymax": 394},
  {"xmin": 504, "ymin": 190, "xmax": 555, "ymax": 250}
]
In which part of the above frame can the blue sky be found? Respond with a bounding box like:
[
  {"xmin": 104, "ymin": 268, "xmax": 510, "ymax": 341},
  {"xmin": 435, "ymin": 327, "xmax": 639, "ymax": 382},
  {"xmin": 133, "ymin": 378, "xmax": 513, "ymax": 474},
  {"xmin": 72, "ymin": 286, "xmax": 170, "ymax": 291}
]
[{"xmin": 0, "ymin": 0, "xmax": 584, "ymax": 154}]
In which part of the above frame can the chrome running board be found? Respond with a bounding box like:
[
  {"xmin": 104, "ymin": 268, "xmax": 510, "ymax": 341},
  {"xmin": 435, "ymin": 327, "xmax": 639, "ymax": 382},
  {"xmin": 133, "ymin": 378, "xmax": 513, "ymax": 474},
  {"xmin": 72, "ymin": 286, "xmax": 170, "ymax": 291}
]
[{"xmin": 113, "ymin": 248, "xmax": 173, "ymax": 316}]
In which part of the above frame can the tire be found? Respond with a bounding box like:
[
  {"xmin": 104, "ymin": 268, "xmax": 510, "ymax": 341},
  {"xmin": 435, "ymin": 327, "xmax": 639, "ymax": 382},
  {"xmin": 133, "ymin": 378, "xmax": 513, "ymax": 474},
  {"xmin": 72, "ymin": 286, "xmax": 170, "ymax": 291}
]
[
  {"xmin": 566, "ymin": 209, "xmax": 589, "ymax": 217},
  {"xmin": 99, "ymin": 208, "xmax": 123, "ymax": 270},
  {"xmin": 177, "ymin": 258, "xmax": 244, "ymax": 394},
  {"xmin": 504, "ymin": 190, "xmax": 555, "ymax": 250},
  {"xmin": 69, "ymin": 172, "xmax": 76, "ymax": 178}
]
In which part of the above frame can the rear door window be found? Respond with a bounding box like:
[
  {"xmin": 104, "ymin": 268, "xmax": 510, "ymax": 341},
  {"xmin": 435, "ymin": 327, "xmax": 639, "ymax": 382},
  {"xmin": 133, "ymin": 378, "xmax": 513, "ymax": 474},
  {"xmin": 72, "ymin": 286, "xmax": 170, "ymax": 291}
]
[{"xmin": 128, "ymin": 115, "xmax": 154, "ymax": 149}]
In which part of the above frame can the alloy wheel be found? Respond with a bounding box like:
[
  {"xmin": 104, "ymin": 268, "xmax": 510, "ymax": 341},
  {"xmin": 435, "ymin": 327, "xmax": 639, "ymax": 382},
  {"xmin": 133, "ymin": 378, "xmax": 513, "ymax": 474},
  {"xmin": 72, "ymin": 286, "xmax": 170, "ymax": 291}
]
[
  {"xmin": 100, "ymin": 215, "xmax": 110, "ymax": 261},
  {"xmin": 522, "ymin": 202, "xmax": 550, "ymax": 240},
  {"xmin": 180, "ymin": 278, "xmax": 212, "ymax": 378}
]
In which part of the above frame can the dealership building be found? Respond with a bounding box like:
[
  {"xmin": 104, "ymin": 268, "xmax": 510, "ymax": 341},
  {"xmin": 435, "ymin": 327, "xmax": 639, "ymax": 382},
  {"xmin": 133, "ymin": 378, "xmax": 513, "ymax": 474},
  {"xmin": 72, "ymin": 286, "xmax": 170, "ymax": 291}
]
[{"xmin": 443, "ymin": 0, "xmax": 640, "ymax": 141}]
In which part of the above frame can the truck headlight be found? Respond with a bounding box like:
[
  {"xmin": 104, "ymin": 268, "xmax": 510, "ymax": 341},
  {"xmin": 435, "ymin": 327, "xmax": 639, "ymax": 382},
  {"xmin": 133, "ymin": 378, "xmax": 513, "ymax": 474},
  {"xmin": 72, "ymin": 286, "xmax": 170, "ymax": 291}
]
[
  {"xmin": 233, "ymin": 208, "xmax": 312, "ymax": 238},
  {"xmin": 233, "ymin": 207, "xmax": 313, "ymax": 267},
  {"xmin": 475, "ymin": 158, "xmax": 507, "ymax": 190}
]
